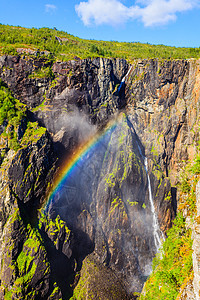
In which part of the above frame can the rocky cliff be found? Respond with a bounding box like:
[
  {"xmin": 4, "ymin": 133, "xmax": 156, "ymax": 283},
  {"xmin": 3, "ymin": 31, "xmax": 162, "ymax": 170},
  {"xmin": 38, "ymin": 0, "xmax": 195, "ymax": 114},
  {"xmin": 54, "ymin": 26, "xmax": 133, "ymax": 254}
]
[{"xmin": 0, "ymin": 54, "xmax": 199, "ymax": 299}]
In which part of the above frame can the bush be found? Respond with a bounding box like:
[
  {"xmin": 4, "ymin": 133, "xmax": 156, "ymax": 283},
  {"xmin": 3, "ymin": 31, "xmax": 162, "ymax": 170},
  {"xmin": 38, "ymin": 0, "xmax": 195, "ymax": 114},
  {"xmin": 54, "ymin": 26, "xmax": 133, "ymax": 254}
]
[
  {"xmin": 181, "ymin": 177, "xmax": 191, "ymax": 193},
  {"xmin": 1, "ymin": 44, "xmax": 18, "ymax": 55},
  {"xmin": 0, "ymin": 85, "xmax": 26, "ymax": 125},
  {"xmin": 141, "ymin": 213, "xmax": 193, "ymax": 300},
  {"xmin": 0, "ymin": 82, "xmax": 27, "ymax": 152},
  {"xmin": 29, "ymin": 66, "xmax": 54, "ymax": 79},
  {"xmin": 191, "ymin": 155, "xmax": 200, "ymax": 174}
]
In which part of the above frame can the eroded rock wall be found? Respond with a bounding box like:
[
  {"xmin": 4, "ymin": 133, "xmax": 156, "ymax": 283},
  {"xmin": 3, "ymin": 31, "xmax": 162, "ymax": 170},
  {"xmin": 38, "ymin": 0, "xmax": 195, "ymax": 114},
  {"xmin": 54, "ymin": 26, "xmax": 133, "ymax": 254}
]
[
  {"xmin": 0, "ymin": 55, "xmax": 199, "ymax": 299},
  {"xmin": 126, "ymin": 59, "xmax": 200, "ymax": 183}
]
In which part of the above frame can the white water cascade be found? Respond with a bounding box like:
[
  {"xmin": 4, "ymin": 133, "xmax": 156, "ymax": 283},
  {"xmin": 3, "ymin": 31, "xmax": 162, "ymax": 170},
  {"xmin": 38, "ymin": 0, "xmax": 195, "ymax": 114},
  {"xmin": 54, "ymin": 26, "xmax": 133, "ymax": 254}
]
[
  {"xmin": 137, "ymin": 143, "xmax": 164, "ymax": 253},
  {"xmin": 117, "ymin": 65, "xmax": 132, "ymax": 92},
  {"xmin": 122, "ymin": 65, "xmax": 132, "ymax": 82},
  {"xmin": 118, "ymin": 64, "xmax": 164, "ymax": 253},
  {"xmin": 144, "ymin": 157, "xmax": 163, "ymax": 252}
]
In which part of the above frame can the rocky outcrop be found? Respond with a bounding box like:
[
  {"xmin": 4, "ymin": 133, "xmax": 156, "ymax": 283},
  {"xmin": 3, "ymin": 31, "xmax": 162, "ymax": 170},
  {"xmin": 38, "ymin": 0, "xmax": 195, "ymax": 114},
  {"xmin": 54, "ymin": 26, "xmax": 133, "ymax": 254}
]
[
  {"xmin": 0, "ymin": 55, "xmax": 128, "ymax": 124},
  {"xmin": 0, "ymin": 55, "xmax": 129, "ymax": 157},
  {"xmin": 0, "ymin": 55, "xmax": 52, "ymax": 108},
  {"xmin": 8, "ymin": 131, "xmax": 56, "ymax": 210},
  {"xmin": 0, "ymin": 208, "xmax": 51, "ymax": 299},
  {"xmin": 126, "ymin": 59, "xmax": 200, "ymax": 184},
  {"xmin": 73, "ymin": 253, "xmax": 130, "ymax": 300},
  {"xmin": 0, "ymin": 120, "xmax": 59, "ymax": 298}
]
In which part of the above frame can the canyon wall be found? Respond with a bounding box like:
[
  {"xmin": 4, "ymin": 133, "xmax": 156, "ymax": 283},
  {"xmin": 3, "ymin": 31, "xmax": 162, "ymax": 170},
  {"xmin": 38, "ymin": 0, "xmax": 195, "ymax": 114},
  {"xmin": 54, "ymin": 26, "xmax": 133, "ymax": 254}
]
[{"xmin": 0, "ymin": 55, "xmax": 199, "ymax": 299}]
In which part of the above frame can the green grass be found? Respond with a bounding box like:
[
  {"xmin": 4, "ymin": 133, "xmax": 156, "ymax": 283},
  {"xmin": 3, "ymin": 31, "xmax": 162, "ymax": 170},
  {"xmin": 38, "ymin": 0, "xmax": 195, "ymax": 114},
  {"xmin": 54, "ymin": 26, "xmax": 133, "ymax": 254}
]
[
  {"xmin": 0, "ymin": 80, "xmax": 47, "ymax": 155},
  {"xmin": 0, "ymin": 24, "xmax": 200, "ymax": 62},
  {"xmin": 140, "ymin": 213, "xmax": 193, "ymax": 300}
]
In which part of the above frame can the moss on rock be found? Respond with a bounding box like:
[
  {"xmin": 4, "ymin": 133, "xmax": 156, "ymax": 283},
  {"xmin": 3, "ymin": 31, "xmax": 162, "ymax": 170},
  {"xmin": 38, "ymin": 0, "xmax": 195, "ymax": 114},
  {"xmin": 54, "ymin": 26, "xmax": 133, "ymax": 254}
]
[{"xmin": 72, "ymin": 254, "xmax": 129, "ymax": 300}]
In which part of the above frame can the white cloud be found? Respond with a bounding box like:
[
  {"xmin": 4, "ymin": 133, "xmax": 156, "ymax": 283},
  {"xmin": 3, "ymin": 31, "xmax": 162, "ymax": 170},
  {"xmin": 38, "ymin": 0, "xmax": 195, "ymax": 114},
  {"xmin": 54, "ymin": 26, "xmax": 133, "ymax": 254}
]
[
  {"xmin": 76, "ymin": 0, "xmax": 128, "ymax": 26},
  {"xmin": 140, "ymin": 0, "xmax": 197, "ymax": 26},
  {"xmin": 75, "ymin": 0, "xmax": 199, "ymax": 27},
  {"xmin": 45, "ymin": 4, "xmax": 57, "ymax": 13}
]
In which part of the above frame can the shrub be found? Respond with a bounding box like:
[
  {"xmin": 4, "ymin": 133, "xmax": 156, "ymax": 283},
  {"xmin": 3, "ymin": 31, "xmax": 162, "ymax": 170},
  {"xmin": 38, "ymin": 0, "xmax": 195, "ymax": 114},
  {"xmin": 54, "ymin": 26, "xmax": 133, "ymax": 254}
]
[
  {"xmin": 191, "ymin": 155, "xmax": 200, "ymax": 174},
  {"xmin": 141, "ymin": 213, "xmax": 193, "ymax": 300}
]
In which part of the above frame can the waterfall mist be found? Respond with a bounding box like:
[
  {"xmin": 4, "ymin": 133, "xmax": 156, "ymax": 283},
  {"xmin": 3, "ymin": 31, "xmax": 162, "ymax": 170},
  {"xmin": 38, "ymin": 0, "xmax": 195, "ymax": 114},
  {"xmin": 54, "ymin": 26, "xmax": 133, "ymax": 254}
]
[{"xmin": 45, "ymin": 112, "xmax": 164, "ymax": 293}]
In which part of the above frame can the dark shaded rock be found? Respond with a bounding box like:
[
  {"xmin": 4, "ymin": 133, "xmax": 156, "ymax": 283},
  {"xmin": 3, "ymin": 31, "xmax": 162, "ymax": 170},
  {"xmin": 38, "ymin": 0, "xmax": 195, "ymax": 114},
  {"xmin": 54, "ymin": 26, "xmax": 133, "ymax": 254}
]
[
  {"xmin": 73, "ymin": 253, "xmax": 130, "ymax": 300},
  {"xmin": 38, "ymin": 213, "xmax": 76, "ymax": 299},
  {"xmin": 8, "ymin": 131, "xmax": 56, "ymax": 208},
  {"xmin": 0, "ymin": 209, "xmax": 53, "ymax": 300},
  {"xmin": 16, "ymin": 117, "xmax": 27, "ymax": 141},
  {"xmin": 0, "ymin": 111, "xmax": 58, "ymax": 298}
]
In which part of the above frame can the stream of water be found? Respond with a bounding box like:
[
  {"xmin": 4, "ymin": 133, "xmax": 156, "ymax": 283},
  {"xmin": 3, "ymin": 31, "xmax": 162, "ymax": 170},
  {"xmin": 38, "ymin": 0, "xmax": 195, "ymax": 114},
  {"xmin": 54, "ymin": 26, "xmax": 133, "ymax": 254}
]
[
  {"xmin": 118, "ymin": 65, "xmax": 132, "ymax": 93},
  {"xmin": 137, "ymin": 143, "xmax": 163, "ymax": 252},
  {"xmin": 144, "ymin": 157, "xmax": 163, "ymax": 252},
  {"xmin": 117, "ymin": 64, "xmax": 163, "ymax": 252}
]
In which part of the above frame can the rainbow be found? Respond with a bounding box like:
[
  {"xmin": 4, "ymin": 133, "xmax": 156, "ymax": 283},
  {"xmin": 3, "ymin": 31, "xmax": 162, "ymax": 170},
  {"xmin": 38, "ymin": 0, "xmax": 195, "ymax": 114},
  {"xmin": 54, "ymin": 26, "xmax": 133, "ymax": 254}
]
[{"xmin": 44, "ymin": 118, "xmax": 119, "ymax": 211}]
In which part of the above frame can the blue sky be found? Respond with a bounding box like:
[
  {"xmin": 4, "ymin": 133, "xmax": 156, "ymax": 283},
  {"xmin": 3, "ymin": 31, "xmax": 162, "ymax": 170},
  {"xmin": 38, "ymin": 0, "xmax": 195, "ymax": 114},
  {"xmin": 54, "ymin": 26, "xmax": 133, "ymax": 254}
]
[{"xmin": 0, "ymin": 0, "xmax": 200, "ymax": 47}]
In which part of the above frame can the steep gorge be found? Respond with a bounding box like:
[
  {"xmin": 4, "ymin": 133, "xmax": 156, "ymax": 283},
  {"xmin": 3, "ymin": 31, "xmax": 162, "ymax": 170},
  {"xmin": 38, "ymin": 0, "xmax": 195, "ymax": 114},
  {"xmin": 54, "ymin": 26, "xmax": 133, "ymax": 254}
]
[{"xmin": 0, "ymin": 54, "xmax": 199, "ymax": 299}]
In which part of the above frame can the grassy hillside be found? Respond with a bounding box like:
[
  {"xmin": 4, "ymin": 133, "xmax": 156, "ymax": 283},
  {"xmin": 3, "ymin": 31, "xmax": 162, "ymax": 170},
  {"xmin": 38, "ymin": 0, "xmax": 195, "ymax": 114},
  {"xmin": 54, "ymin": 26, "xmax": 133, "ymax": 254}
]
[
  {"xmin": 140, "ymin": 156, "xmax": 200, "ymax": 300},
  {"xmin": 0, "ymin": 24, "xmax": 200, "ymax": 62}
]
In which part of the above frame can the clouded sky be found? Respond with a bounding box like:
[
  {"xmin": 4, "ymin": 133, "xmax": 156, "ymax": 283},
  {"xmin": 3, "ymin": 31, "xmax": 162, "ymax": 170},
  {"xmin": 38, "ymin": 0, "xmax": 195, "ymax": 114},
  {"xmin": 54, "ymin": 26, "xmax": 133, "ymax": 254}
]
[{"xmin": 0, "ymin": 0, "xmax": 200, "ymax": 47}]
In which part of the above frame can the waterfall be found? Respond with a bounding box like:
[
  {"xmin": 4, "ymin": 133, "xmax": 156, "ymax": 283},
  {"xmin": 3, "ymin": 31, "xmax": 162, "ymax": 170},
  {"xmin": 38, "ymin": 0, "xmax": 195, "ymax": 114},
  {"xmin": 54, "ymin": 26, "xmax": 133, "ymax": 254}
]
[
  {"xmin": 144, "ymin": 157, "xmax": 163, "ymax": 252},
  {"xmin": 137, "ymin": 142, "xmax": 163, "ymax": 252},
  {"xmin": 118, "ymin": 65, "xmax": 132, "ymax": 93},
  {"xmin": 122, "ymin": 65, "xmax": 132, "ymax": 82}
]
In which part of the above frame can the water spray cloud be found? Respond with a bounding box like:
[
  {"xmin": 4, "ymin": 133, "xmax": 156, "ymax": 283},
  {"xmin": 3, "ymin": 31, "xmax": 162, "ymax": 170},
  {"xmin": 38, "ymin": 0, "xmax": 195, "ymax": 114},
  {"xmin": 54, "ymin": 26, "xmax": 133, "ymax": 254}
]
[{"xmin": 44, "ymin": 117, "xmax": 118, "ymax": 211}]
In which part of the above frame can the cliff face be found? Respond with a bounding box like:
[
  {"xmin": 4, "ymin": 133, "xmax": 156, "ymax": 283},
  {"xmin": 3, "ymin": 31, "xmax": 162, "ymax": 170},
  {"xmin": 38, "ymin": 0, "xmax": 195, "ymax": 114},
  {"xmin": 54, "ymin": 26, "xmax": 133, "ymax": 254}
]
[
  {"xmin": 0, "ymin": 55, "xmax": 128, "ymax": 119},
  {"xmin": 0, "ymin": 131, "xmax": 58, "ymax": 298},
  {"xmin": 126, "ymin": 59, "xmax": 199, "ymax": 183},
  {"xmin": 0, "ymin": 55, "xmax": 199, "ymax": 299}
]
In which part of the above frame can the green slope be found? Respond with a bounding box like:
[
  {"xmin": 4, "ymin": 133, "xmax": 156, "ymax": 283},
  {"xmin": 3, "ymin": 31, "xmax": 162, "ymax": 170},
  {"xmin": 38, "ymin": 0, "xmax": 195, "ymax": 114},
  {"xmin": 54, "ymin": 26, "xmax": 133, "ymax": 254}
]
[{"xmin": 0, "ymin": 24, "xmax": 200, "ymax": 62}]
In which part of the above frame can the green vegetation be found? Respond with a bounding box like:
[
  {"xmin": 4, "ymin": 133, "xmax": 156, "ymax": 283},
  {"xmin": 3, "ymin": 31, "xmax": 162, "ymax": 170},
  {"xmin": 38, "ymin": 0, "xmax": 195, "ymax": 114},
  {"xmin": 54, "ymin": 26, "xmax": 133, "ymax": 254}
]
[
  {"xmin": 178, "ymin": 152, "xmax": 200, "ymax": 215},
  {"xmin": 104, "ymin": 114, "xmax": 140, "ymax": 190},
  {"xmin": 49, "ymin": 283, "xmax": 61, "ymax": 299},
  {"xmin": 0, "ymin": 79, "xmax": 47, "ymax": 156},
  {"xmin": 39, "ymin": 211, "xmax": 71, "ymax": 247},
  {"xmin": 0, "ymin": 24, "xmax": 200, "ymax": 62},
  {"xmin": 140, "ymin": 151, "xmax": 200, "ymax": 299},
  {"xmin": 1, "ymin": 209, "xmax": 50, "ymax": 300},
  {"xmin": 127, "ymin": 199, "xmax": 138, "ymax": 206},
  {"xmin": 190, "ymin": 154, "xmax": 200, "ymax": 175},
  {"xmin": 103, "ymin": 114, "xmax": 144, "ymax": 220},
  {"xmin": 141, "ymin": 213, "xmax": 193, "ymax": 300},
  {"xmin": 110, "ymin": 196, "xmax": 125, "ymax": 215},
  {"xmin": 21, "ymin": 121, "xmax": 46, "ymax": 145},
  {"xmin": 0, "ymin": 79, "xmax": 26, "ymax": 126},
  {"xmin": 0, "ymin": 79, "xmax": 27, "ymax": 151},
  {"xmin": 17, "ymin": 247, "xmax": 37, "ymax": 282},
  {"xmin": 29, "ymin": 66, "xmax": 54, "ymax": 79},
  {"xmin": 15, "ymin": 236, "xmax": 48, "ymax": 298}
]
